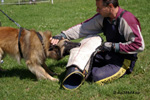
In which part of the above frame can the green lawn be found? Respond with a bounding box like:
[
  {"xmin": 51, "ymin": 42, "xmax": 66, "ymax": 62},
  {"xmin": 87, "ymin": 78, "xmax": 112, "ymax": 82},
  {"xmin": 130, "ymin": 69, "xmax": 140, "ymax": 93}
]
[{"xmin": 0, "ymin": 0, "xmax": 150, "ymax": 100}]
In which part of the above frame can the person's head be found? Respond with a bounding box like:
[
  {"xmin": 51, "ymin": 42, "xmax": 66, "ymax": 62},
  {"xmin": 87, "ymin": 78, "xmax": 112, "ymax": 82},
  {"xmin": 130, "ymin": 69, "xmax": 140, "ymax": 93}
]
[{"xmin": 96, "ymin": 0, "xmax": 119, "ymax": 17}]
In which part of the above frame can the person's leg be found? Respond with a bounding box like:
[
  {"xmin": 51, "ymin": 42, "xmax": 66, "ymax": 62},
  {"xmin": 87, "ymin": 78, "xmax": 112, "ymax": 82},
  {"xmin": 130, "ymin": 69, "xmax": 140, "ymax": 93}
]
[
  {"xmin": 62, "ymin": 35, "xmax": 103, "ymax": 90},
  {"xmin": 92, "ymin": 63, "xmax": 126, "ymax": 85},
  {"xmin": 91, "ymin": 52, "xmax": 131, "ymax": 85}
]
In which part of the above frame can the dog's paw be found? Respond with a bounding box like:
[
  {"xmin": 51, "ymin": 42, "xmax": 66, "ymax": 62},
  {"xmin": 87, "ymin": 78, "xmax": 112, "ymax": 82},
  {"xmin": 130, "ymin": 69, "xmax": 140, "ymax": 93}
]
[{"xmin": 52, "ymin": 77, "xmax": 59, "ymax": 82}]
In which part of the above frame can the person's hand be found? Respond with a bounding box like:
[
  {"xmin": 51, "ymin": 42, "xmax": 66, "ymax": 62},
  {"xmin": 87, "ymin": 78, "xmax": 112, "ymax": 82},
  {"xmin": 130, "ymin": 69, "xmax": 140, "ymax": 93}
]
[
  {"xmin": 99, "ymin": 42, "xmax": 115, "ymax": 52},
  {"xmin": 50, "ymin": 35, "xmax": 64, "ymax": 45}
]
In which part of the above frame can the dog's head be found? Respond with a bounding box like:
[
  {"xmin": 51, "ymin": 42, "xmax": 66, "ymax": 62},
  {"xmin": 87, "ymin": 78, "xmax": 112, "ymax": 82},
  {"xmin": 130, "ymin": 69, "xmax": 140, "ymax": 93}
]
[
  {"xmin": 49, "ymin": 39, "xmax": 81, "ymax": 60},
  {"xmin": 41, "ymin": 31, "xmax": 80, "ymax": 60}
]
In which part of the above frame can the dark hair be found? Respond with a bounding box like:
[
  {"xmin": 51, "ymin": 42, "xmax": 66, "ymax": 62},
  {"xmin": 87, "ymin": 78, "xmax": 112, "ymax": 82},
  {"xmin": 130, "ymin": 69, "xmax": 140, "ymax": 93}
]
[{"xmin": 102, "ymin": 0, "xmax": 119, "ymax": 8}]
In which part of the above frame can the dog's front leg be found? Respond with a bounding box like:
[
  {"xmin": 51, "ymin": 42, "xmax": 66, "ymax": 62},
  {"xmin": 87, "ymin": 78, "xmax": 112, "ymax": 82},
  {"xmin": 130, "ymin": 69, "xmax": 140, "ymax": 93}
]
[
  {"xmin": 0, "ymin": 48, "xmax": 5, "ymax": 72},
  {"xmin": 26, "ymin": 61, "xmax": 58, "ymax": 81},
  {"xmin": 42, "ymin": 63, "xmax": 58, "ymax": 76}
]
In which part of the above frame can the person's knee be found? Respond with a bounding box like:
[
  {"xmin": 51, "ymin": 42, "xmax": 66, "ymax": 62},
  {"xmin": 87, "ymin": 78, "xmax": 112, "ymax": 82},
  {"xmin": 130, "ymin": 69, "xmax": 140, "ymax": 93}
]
[
  {"xmin": 92, "ymin": 67, "xmax": 106, "ymax": 82},
  {"xmin": 91, "ymin": 65, "xmax": 126, "ymax": 84}
]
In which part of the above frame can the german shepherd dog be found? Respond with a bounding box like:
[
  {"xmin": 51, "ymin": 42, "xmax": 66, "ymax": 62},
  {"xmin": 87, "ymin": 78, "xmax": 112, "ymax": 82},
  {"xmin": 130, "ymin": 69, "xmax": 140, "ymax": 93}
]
[{"xmin": 0, "ymin": 27, "xmax": 80, "ymax": 81}]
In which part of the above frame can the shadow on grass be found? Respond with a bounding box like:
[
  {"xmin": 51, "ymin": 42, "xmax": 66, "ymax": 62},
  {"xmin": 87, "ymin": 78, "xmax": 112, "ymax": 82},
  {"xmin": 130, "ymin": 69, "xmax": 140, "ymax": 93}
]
[
  {"xmin": 58, "ymin": 70, "xmax": 70, "ymax": 89},
  {"xmin": 0, "ymin": 68, "xmax": 37, "ymax": 81},
  {"xmin": 0, "ymin": 58, "xmax": 68, "ymax": 86},
  {"xmin": 46, "ymin": 58, "xmax": 68, "ymax": 68},
  {"xmin": 0, "ymin": 66, "xmax": 66, "ymax": 83},
  {"xmin": 58, "ymin": 71, "xmax": 66, "ymax": 82}
]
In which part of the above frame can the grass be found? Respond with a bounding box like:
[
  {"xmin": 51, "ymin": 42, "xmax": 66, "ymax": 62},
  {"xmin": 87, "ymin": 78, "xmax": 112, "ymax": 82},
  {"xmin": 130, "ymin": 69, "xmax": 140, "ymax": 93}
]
[{"xmin": 0, "ymin": 0, "xmax": 150, "ymax": 100}]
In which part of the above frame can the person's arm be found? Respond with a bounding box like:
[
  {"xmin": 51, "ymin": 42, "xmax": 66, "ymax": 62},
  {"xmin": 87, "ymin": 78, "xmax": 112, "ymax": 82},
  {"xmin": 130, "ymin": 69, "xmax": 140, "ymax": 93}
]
[
  {"xmin": 116, "ymin": 12, "xmax": 145, "ymax": 54},
  {"xmin": 62, "ymin": 13, "xmax": 104, "ymax": 40},
  {"xmin": 50, "ymin": 13, "xmax": 104, "ymax": 45},
  {"xmin": 101, "ymin": 12, "xmax": 145, "ymax": 54}
]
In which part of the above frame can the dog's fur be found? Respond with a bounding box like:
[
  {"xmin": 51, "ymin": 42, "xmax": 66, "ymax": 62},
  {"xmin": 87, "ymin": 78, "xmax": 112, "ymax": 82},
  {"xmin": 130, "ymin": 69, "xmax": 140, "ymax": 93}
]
[{"xmin": 0, "ymin": 27, "xmax": 80, "ymax": 81}]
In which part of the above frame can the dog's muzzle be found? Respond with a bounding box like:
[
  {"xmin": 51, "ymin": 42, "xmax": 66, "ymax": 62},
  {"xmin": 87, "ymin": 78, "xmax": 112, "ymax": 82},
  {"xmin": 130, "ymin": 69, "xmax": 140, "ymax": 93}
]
[
  {"xmin": 63, "ymin": 41, "xmax": 81, "ymax": 56},
  {"xmin": 49, "ymin": 40, "xmax": 81, "ymax": 58}
]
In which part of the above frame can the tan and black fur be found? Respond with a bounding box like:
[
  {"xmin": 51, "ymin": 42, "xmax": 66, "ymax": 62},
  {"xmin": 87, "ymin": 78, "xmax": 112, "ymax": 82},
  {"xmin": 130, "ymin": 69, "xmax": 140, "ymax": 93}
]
[{"xmin": 0, "ymin": 27, "xmax": 63, "ymax": 81}]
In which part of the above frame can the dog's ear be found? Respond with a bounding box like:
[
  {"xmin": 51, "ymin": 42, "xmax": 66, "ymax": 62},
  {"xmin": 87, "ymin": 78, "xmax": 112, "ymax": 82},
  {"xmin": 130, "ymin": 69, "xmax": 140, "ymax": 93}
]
[
  {"xmin": 44, "ymin": 31, "xmax": 52, "ymax": 36},
  {"xmin": 44, "ymin": 31, "xmax": 52, "ymax": 43},
  {"xmin": 38, "ymin": 31, "xmax": 43, "ymax": 34}
]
